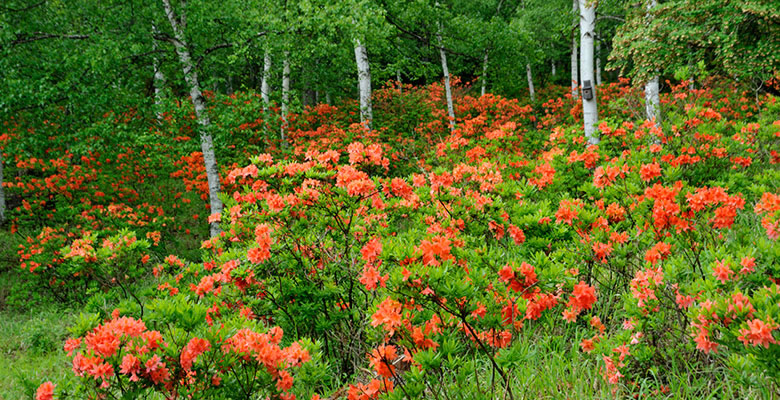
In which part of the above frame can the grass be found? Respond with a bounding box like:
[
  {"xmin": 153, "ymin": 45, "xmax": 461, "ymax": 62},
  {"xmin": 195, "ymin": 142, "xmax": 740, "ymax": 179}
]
[{"xmin": 0, "ymin": 308, "xmax": 75, "ymax": 400}]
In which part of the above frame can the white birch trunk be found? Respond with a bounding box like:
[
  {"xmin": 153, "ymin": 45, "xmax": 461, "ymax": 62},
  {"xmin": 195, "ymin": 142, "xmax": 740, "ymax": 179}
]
[
  {"xmin": 0, "ymin": 149, "xmax": 5, "ymax": 225},
  {"xmin": 645, "ymin": 76, "xmax": 660, "ymax": 123},
  {"xmin": 579, "ymin": 0, "xmax": 599, "ymax": 145},
  {"xmin": 281, "ymin": 51, "xmax": 290, "ymax": 141},
  {"xmin": 326, "ymin": 92, "xmax": 332, "ymax": 105},
  {"xmin": 644, "ymin": 0, "xmax": 661, "ymax": 126},
  {"xmin": 162, "ymin": 0, "xmax": 222, "ymax": 237},
  {"xmin": 437, "ymin": 29, "xmax": 456, "ymax": 131},
  {"xmin": 481, "ymin": 50, "xmax": 489, "ymax": 96},
  {"xmin": 354, "ymin": 39, "xmax": 373, "ymax": 130},
  {"xmin": 152, "ymin": 24, "xmax": 166, "ymax": 122},
  {"xmin": 552, "ymin": 61, "xmax": 556, "ymax": 76},
  {"xmin": 595, "ymin": 37, "xmax": 602, "ymax": 85},
  {"xmin": 526, "ymin": 63, "xmax": 535, "ymax": 102},
  {"xmin": 571, "ymin": 0, "xmax": 579, "ymax": 99},
  {"xmin": 261, "ymin": 48, "xmax": 272, "ymax": 113},
  {"xmin": 397, "ymin": 69, "xmax": 403, "ymax": 94}
]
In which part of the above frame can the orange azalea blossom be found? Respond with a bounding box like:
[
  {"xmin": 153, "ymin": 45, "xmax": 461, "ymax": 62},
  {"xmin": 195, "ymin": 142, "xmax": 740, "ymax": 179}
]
[
  {"xmin": 36, "ymin": 382, "xmax": 54, "ymax": 400},
  {"xmin": 712, "ymin": 259, "xmax": 733, "ymax": 283},
  {"xmin": 369, "ymin": 345, "xmax": 398, "ymax": 378},
  {"xmin": 371, "ymin": 297, "xmax": 403, "ymax": 335},
  {"xmin": 738, "ymin": 318, "xmax": 778, "ymax": 348}
]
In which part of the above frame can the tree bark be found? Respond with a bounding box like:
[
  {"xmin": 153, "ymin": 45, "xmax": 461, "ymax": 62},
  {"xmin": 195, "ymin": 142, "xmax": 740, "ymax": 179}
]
[
  {"xmin": 261, "ymin": 47, "xmax": 272, "ymax": 113},
  {"xmin": 0, "ymin": 149, "xmax": 5, "ymax": 225},
  {"xmin": 645, "ymin": 0, "xmax": 661, "ymax": 126},
  {"xmin": 354, "ymin": 39, "xmax": 373, "ymax": 130},
  {"xmin": 526, "ymin": 63, "xmax": 535, "ymax": 102},
  {"xmin": 579, "ymin": 0, "xmax": 599, "ymax": 145},
  {"xmin": 551, "ymin": 60, "xmax": 556, "ymax": 76},
  {"xmin": 152, "ymin": 24, "xmax": 166, "ymax": 122},
  {"xmin": 437, "ymin": 26, "xmax": 455, "ymax": 132},
  {"xmin": 162, "ymin": 0, "xmax": 223, "ymax": 237},
  {"xmin": 481, "ymin": 50, "xmax": 489, "ymax": 96},
  {"xmin": 571, "ymin": 0, "xmax": 579, "ymax": 99},
  {"xmin": 595, "ymin": 36, "xmax": 602, "ymax": 85},
  {"xmin": 281, "ymin": 51, "xmax": 290, "ymax": 141},
  {"xmin": 397, "ymin": 69, "xmax": 403, "ymax": 94}
]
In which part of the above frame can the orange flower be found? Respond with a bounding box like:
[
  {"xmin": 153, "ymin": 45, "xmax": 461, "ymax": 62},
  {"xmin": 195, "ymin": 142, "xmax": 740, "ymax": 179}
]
[
  {"xmin": 36, "ymin": 382, "xmax": 54, "ymax": 400},
  {"xmin": 712, "ymin": 259, "xmax": 733, "ymax": 283},
  {"xmin": 569, "ymin": 281, "xmax": 597, "ymax": 311},
  {"xmin": 369, "ymin": 345, "xmax": 398, "ymax": 378},
  {"xmin": 371, "ymin": 297, "xmax": 402, "ymax": 335},
  {"xmin": 738, "ymin": 318, "xmax": 778, "ymax": 348}
]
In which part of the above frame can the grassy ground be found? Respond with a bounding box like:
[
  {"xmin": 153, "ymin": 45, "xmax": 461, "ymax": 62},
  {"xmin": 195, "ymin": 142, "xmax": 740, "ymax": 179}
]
[
  {"xmin": 0, "ymin": 234, "xmax": 775, "ymax": 399},
  {"xmin": 0, "ymin": 308, "xmax": 74, "ymax": 400},
  {"xmin": 0, "ymin": 306, "xmax": 774, "ymax": 399}
]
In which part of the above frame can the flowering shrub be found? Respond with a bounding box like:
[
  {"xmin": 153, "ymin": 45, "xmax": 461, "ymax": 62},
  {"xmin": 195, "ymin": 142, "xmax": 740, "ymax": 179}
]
[{"xmin": 8, "ymin": 79, "xmax": 779, "ymax": 398}]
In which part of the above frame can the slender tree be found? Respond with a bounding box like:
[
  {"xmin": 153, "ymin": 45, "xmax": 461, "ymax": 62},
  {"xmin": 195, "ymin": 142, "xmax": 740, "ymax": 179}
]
[
  {"xmin": 281, "ymin": 51, "xmax": 290, "ymax": 140},
  {"xmin": 160, "ymin": 0, "xmax": 223, "ymax": 237},
  {"xmin": 595, "ymin": 35, "xmax": 602, "ymax": 85},
  {"xmin": 526, "ymin": 62, "xmax": 535, "ymax": 101},
  {"xmin": 436, "ymin": 2, "xmax": 455, "ymax": 132},
  {"xmin": 354, "ymin": 38, "xmax": 373, "ymax": 129},
  {"xmin": 481, "ymin": 50, "xmax": 489, "ymax": 96},
  {"xmin": 152, "ymin": 23, "xmax": 166, "ymax": 122},
  {"xmin": 644, "ymin": 0, "xmax": 660, "ymax": 125},
  {"xmin": 261, "ymin": 47, "xmax": 272, "ymax": 113},
  {"xmin": 571, "ymin": 0, "xmax": 579, "ymax": 98},
  {"xmin": 579, "ymin": 0, "xmax": 599, "ymax": 144},
  {"xmin": 0, "ymin": 149, "xmax": 5, "ymax": 225}
]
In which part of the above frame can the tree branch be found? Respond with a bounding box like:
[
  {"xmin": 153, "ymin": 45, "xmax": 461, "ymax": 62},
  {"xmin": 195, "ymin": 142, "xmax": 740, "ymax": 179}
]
[
  {"xmin": 0, "ymin": 0, "xmax": 46, "ymax": 13},
  {"xmin": 596, "ymin": 14, "xmax": 625, "ymax": 23},
  {"xmin": 11, "ymin": 32, "xmax": 89, "ymax": 46}
]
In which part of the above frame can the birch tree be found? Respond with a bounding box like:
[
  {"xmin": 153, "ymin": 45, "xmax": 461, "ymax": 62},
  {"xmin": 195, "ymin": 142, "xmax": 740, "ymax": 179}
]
[
  {"xmin": 595, "ymin": 35, "xmax": 602, "ymax": 85},
  {"xmin": 571, "ymin": 0, "xmax": 579, "ymax": 98},
  {"xmin": 161, "ymin": 0, "xmax": 223, "ymax": 237},
  {"xmin": 261, "ymin": 47, "xmax": 272, "ymax": 114},
  {"xmin": 433, "ymin": 2, "xmax": 455, "ymax": 131},
  {"xmin": 481, "ymin": 50, "xmax": 489, "ymax": 96},
  {"xmin": 152, "ymin": 23, "xmax": 166, "ymax": 122},
  {"xmin": 526, "ymin": 62, "xmax": 535, "ymax": 101},
  {"xmin": 0, "ymin": 150, "xmax": 5, "ymax": 225},
  {"xmin": 643, "ymin": 0, "xmax": 660, "ymax": 125},
  {"xmin": 354, "ymin": 38, "xmax": 373, "ymax": 129},
  {"xmin": 281, "ymin": 51, "xmax": 290, "ymax": 140},
  {"xmin": 579, "ymin": 0, "xmax": 599, "ymax": 145}
]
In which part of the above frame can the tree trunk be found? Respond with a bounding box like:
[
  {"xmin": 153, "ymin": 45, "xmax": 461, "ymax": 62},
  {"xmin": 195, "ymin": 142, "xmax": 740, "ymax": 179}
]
[
  {"xmin": 281, "ymin": 51, "xmax": 290, "ymax": 141},
  {"xmin": 261, "ymin": 48, "xmax": 272, "ymax": 112},
  {"xmin": 161, "ymin": 0, "xmax": 222, "ymax": 237},
  {"xmin": 526, "ymin": 63, "xmax": 535, "ymax": 102},
  {"xmin": 645, "ymin": 0, "xmax": 661, "ymax": 126},
  {"xmin": 481, "ymin": 50, "xmax": 489, "ymax": 96},
  {"xmin": 595, "ymin": 36, "xmax": 602, "ymax": 85},
  {"xmin": 645, "ymin": 76, "xmax": 660, "ymax": 123},
  {"xmin": 437, "ymin": 29, "xmax": 456, "ymax": 131},
  {"xmin": 571, "ymin": 0, "xmax": 579, "ymax": 99},
  {"xmin": 552, "ymin": 60, "xmax": 556, "ymax": 76},
  {"xmin": 0, "ymin": 149, "xmax": 5, "ymax": 225},
  {"xmin": 152, "ymin": 24, "xmax": 166, "ymax": 122},
  {"xmin": 326, "ymin": 92, "xmax": 332, "ymax": 105},
  {"xmin": 579, "ymin": 0, "xmax": 599, "ymax": 145},
  {"xmin": 354, "ymin": 39, "xmax": 373, "ymax": 130},
  {"xmin": 397, "ymin": 69, "xmax": 403, "ymax": 94}
]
